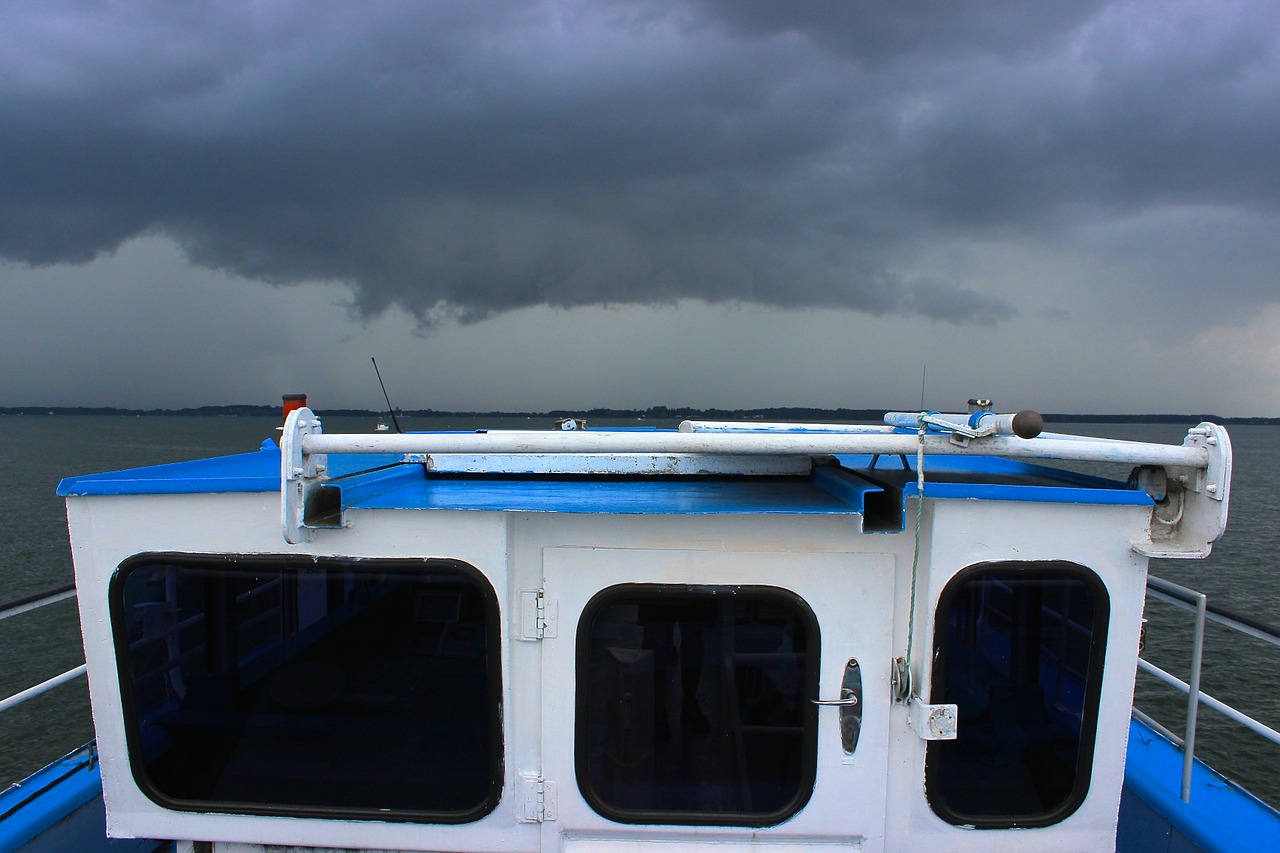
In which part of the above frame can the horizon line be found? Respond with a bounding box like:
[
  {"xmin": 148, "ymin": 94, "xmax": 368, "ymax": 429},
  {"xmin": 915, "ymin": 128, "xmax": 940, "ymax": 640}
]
[{"xmin": 1, "ymin": 404, "xmax": 1277, "ymax": 425}]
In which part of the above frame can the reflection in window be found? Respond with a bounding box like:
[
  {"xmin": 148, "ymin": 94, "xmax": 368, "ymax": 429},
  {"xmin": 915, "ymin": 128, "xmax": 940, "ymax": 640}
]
[
  {"xmin": 577, "ymin": 585, "xmax": 819, "ymax": 826},
  {"xmin": 111, "ymin": 556, "xmax": 501, "ymax": 821},
  {"xmin": 927, "ymin": 562, "xmax": 1109, "ymax": 827}
]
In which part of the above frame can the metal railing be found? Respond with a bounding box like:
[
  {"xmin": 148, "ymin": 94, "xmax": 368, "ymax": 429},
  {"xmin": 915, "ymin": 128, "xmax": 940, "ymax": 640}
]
[
  {"xmin": 0, "ymin": 584, "xmax": 86, "ymax": 716},
  {"xmin": 1135, "ymin": 575, "xmax": 1280, "ymax": 803}
]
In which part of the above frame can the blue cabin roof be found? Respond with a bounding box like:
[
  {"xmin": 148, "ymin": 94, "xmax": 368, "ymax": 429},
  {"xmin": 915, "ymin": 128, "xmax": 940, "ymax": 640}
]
[{"xmin": 57, "ymin": 434, "xmax": 1152, "ymax": 518}]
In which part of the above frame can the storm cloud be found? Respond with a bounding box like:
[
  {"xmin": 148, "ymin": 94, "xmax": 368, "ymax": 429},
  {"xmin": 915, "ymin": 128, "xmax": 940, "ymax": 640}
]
[{"xmin": 6, "ymin": 0, "xmax": 1276, "ymax": 332}]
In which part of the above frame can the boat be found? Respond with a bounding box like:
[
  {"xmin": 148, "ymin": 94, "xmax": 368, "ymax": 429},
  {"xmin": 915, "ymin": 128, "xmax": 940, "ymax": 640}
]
[{"xmin": 3, "ymin": 398, "xmax": 1279, "ymax": 851}]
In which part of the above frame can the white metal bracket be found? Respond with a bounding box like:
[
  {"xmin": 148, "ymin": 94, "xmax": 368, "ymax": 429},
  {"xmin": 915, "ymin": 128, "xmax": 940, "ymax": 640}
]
[
  {"xmin": 280, "ymin": 406, "xmax": 328, "ymax": 544},
  {"xmin": 1134, "ymin": 422, "xmax": 1232, "ymax": 559},
  {"xmin": 518, "ymin": 773, "xmax": 558, "ymax": 822},
  {"xmin": 909, "ymin": 697, "xmax": 958, "ymax": 740}
]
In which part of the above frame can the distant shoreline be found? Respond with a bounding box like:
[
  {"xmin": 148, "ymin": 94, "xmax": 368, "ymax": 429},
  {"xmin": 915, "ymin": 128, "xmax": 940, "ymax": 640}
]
[{"xmin": 1, "ymin": 405, "xmax": 1277, "ymax": 425}]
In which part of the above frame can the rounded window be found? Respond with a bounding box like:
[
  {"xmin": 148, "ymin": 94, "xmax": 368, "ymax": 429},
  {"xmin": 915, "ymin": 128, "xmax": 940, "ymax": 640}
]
[
  {"xmin": 576, "ymin": 584, "xmax": 820, "ymax": 826},
  {"xmin": 926, "ymin": 561, "xmax": 1109, "ymax": 828},
  {"xmin": 111, "ymin": 555, "xmax": 503, "ymax": 822}
]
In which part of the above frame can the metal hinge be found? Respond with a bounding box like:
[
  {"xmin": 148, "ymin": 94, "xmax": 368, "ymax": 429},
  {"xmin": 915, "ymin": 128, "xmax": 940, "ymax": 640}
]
[
  {"xmin": 518, "ymin": 773, "xmax": 558, "ymax": 822},
  {"xmin": 519, "ymin": 589, "xmax": 558, "ymax": 640}
]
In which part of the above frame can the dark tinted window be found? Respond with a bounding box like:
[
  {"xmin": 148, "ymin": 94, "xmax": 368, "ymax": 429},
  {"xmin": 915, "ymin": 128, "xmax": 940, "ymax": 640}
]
[
  {"xmin": 112, "ymin": 556, "xmax": 502, "ymax": 821},
  {"xmin": 927, "ymin": 562, "xmax": 1108, "ymax": 827},
  {"xmin": 577, "ymin": 585, "xmax": 819, "ymax": 826}
]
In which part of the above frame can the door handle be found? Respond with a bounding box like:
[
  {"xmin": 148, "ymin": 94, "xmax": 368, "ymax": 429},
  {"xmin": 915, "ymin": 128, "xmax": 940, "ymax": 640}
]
[{"xmin": 811, "ymin": 658, "xmax": 862, "ymax": 753}]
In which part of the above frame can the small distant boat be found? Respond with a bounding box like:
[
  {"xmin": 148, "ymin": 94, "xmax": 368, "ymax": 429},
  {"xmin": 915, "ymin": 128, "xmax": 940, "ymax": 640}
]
[
  {"xmin": 4, "ymin": 397, "xmax": 1278, "ymax": 851},
  {"xmin": 375, "ymin": 417, "xmax": 391, "ymax": 431}
]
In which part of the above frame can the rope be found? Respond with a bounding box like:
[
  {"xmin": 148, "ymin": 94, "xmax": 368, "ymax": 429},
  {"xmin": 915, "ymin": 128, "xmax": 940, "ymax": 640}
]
[{"xmin": 903, "ymin": 412, "xmax": 927, "ymax": 700}]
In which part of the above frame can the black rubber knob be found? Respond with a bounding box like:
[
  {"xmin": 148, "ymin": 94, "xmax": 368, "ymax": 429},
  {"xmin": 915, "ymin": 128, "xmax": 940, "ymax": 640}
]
[{"xmin": 1012, "ymin": 410, "xmax": 1044, "ymax": 439}]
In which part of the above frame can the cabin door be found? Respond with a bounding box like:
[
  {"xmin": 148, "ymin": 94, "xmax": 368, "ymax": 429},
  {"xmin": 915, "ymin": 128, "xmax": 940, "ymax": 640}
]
[{"xmin": 536, "ymin": 546, "xmax": 895, "ymax": 853}]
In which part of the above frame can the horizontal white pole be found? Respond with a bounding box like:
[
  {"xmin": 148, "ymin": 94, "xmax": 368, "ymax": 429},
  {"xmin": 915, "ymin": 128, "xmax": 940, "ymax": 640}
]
[
  {"xmin": 302, "ymin": 430, "xmax": 1209, "ymax": 469},
  {"xmin": 0, "ymin": 665, "xmax": 87, "ymax": 715},
  {"xmin": 1137, "ymin": 658, "xmax": 1280, "ymax": 747},
  {"xmin": 680, "ymin": 421, "xmax": 894, "ymax": 434},
  {"xmin": 0, "ymin": 586, "xmax": 76, "ymax": 623}
]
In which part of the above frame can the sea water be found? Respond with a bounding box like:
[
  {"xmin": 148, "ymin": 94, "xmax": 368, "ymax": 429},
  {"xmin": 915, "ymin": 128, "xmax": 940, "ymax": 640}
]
[{"xmin": 1, "ymin": 415, "xmax": 1278, "ymax": 807}]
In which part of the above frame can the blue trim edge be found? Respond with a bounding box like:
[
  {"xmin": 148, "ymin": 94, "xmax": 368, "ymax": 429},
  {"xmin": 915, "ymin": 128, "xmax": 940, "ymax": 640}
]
[
  {"xmin": 0, "ymin": 747, "xmax": 101, "ymax": 853},
  {"xmin": 904, "ymin": 481, "xmax": 1153, "ymax": 506},
  {"xmin": 1123, "ymin": 717, "xmax": 1280, "ymax": 852}
]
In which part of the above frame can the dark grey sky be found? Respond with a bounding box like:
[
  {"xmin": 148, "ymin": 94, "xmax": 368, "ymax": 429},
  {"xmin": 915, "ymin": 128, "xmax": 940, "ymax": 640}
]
[{"xmin": 3, "ymin": 0, "xmax": 1279, "ymax": 414}]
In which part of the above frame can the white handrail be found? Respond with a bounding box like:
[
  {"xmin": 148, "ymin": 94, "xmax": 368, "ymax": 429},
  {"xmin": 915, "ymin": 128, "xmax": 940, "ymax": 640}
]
[
  {"xmin": 0, "ymin": 586, "xmax": 89, "ymax": 718},
  {"xmin": 0, "ymin": 665, "xmax": 87, "ymax": 715},
  {"xmin": 299, "ymin": 429, "xmax": 1210, "ymax": 468},
  {"xmin": 0, "ymin": 585, "xmax": 76, "ymax": 623},
  {"xmin": 1137, "ymin": 658, "xmax": 1280, "ymax": 748},
  {"xmin": 1138, "ymin": 575, "xmax": 1280, "ymax": 805},
  {"xmin": 280, "ymin": 409, "xmax": 1230, "ymax": 548}
]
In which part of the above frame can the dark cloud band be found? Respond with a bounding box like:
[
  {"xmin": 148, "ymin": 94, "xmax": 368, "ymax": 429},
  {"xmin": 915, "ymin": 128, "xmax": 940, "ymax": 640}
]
[{"xmin": 2, "ymin": 0, "xmax": 1276, "ymax": 328}]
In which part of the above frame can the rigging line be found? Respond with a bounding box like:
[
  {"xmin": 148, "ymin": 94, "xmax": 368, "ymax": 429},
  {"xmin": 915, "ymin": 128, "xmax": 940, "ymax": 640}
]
[
  {"xmin": 371, "ymin": 357, "xmax": 403, "ymax": 434},
  {"xmin": 903, "ymin": 411, "xmax": 927, "ymax": 700}
]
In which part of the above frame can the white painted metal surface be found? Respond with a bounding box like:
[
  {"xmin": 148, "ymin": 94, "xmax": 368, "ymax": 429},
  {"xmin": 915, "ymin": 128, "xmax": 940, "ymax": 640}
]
[
  {"xmin": 536, "ymin": 545, "xmax": 896, "ymax": 853},
  {"xmin": 886, "ymin": 496, "xmax": 1151, "ymax": 852},
  {"xmin": 67, "ymin": 488, "xmax": 1148, "ymax": 852},
  {"xmin": 1133, "ymin": 422, "xmax": 1231, "ymax": 558},
  {"xmin": 67, "ymin": 494, "xmax": 531, "ymax": 853},
  {"xmin": 679, "ymin": 421, "xmax": 894, "ymax": 434},
  {"xmin": 280, "ymin": 408, "xmax": 326, "ymax": 545},
  {"xmin": 414, "ymin": 452, "xmax": 812, "ymax": 476},
  {"xmin": 63, "ymin": 411, "xmax": 1237, "ymax": 852}
]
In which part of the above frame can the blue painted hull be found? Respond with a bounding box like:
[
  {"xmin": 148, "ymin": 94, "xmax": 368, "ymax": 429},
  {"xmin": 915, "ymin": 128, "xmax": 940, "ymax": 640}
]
[{"xmin": 1118, "ymin": 718, "xmax": 1280, "ymax": 853}]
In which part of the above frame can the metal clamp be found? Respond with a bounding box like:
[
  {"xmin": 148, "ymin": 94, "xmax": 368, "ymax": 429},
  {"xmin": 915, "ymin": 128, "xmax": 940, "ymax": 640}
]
[
  {"xmin": 280, "ymin": 406, "xmax": 328, "ymax": 544},
  {"xmin": 909, "ymin": 697, "xmax": 958, "ymax": 740}
]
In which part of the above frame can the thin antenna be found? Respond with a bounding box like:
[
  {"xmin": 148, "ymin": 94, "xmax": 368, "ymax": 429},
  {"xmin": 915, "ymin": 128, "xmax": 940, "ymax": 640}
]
[
  {"xmin": 371, "ymin": 357, "xmax": 403, "ymax": 433},
  {"xmin": 919, "ymin": 365, "xmax": 927, "ymax": 412}
]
